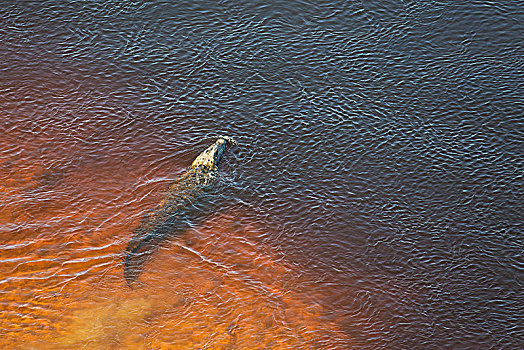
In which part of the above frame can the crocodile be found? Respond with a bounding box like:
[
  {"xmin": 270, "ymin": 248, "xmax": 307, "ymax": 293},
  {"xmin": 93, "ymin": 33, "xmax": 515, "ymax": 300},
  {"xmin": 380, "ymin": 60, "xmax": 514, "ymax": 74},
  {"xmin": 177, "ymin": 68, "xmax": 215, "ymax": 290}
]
[{"xmin": 123, "ymin": 136, "xmax": 236, "ymax": 286}]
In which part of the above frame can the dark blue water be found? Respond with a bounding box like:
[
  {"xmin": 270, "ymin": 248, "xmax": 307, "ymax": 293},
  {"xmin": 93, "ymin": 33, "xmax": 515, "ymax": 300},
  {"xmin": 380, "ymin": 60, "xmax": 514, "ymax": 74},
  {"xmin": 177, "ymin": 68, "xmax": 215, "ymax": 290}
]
[{"xmin": 1, "ymin": 1, "xmax": 522, "ymax": 348}]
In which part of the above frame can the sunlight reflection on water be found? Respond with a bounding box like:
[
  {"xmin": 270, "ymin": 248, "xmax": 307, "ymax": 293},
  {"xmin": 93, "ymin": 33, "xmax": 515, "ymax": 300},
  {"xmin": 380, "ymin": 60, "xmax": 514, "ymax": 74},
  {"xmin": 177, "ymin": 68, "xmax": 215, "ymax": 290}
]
[{"xmin": 1, "ymin": 0, "xmax": 522, "ymax": 348}]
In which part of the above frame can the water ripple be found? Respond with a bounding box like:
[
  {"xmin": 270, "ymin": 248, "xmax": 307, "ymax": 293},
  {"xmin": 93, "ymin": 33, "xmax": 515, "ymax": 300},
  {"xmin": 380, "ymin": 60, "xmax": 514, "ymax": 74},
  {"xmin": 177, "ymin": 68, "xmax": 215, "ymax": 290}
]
[{"xmin": 1, "ymin": 0, "xmax": 522, "ymax": 348}]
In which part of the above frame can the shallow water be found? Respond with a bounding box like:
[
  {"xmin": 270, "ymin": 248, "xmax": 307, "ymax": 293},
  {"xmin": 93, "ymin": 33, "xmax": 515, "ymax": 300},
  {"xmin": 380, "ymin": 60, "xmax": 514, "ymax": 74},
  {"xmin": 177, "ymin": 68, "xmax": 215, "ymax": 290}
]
[{"xmin": 1, "ymin": 1, "xmax": 523, "ymax": 349}]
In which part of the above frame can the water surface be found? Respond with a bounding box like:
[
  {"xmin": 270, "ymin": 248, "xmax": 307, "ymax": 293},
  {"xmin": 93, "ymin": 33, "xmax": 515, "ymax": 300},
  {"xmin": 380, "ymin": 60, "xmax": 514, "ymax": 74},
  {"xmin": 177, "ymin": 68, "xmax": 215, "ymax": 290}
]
[{"xmin": 1, "ymin": 1, "xmax": 522, "ymax": 349}]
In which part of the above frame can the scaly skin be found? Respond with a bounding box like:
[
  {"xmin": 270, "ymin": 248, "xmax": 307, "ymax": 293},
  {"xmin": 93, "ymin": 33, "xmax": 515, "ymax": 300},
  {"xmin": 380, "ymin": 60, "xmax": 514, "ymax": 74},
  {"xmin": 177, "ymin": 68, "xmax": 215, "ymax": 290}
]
[{"xmin": 124, "ymin": 137, "xmax": 236, "ymax": 286}]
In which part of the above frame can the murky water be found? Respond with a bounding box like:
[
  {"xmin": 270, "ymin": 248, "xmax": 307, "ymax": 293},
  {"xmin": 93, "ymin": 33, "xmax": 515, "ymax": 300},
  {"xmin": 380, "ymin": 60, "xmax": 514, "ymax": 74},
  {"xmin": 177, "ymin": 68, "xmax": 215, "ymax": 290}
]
[{"xmin": 1, "ymin": 1, "xmax": 522, "ymax": 349}]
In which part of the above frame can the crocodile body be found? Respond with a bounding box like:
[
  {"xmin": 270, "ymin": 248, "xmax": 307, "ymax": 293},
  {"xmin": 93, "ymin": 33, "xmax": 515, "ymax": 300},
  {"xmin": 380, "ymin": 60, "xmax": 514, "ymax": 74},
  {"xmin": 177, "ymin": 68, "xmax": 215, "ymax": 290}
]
[{"xmin": 124, "ymin": 137, "xmax": 236, "ymax": 286}]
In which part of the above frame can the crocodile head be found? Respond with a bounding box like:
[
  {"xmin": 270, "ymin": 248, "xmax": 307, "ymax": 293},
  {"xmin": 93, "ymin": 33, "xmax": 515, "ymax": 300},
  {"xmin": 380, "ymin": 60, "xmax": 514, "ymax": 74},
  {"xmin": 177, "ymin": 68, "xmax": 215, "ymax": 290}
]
[{"xmin": 190, "ymin": 137, "xmax": 236, "ymax": 169}]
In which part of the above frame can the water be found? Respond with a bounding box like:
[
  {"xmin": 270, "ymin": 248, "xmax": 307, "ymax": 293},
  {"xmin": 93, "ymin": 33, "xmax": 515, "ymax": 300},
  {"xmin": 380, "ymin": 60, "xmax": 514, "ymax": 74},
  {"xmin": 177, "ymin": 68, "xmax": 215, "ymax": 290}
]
[{"xmin": 1, "ymin": 1, "xmax": 522, "ymax": 348}]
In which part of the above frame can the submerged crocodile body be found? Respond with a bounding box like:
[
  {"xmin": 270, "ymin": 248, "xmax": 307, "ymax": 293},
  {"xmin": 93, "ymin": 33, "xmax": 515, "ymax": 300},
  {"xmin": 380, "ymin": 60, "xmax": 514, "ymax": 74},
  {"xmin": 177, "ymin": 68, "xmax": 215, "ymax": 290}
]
[{"xmin": 124, "ymin": 136, "xmax": 236, "ymax": 286}]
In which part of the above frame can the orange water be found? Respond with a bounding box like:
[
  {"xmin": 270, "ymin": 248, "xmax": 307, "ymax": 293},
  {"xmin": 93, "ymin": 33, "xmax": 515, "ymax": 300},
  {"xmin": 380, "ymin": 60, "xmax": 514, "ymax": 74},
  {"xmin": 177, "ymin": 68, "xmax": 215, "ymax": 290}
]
[{"xmin": 0, "ymin": 139, "xmax": 352, "ymax": 349}]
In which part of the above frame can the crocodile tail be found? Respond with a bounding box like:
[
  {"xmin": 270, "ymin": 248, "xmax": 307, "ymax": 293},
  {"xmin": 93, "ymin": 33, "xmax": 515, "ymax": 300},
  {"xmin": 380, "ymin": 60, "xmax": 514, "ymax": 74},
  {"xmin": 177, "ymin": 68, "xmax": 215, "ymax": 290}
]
[{"xmin": 123, "ymin": 235, "xmax": 158, "ymax": 288}]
